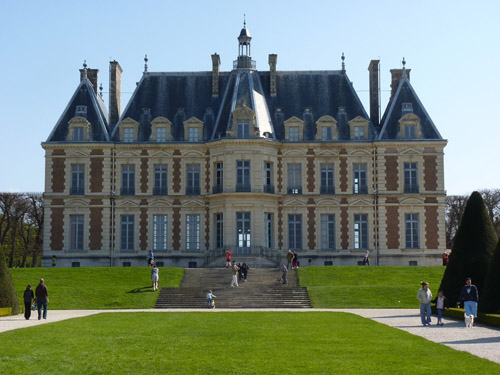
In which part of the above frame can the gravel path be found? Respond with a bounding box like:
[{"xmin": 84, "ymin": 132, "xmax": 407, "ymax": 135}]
[{"xmin": 1, "ymin": 308, "xmax": 499, "ymax": 364}]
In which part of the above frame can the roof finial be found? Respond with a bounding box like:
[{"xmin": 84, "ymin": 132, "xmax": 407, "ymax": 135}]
[
  {"xmin": 341, "ymin": 52, "xmax": 345, "ymax": 72},
  {"xmin": 144, "ymin": 54, "xmax": 148, "ymax": 73},
  {"xmin": 99, "ymin": 83, "xmax": 103, "ymax": 98},
  {"xmin": 82, "ymin": 60, "xmax": 88, "ymax": 80},
  {"xmin": 243, "ymin": 13, "xmax": 246, "ymax": 28},
  {"xmin": 402, "ymin": 57, "xmax": 406, "ymax": 70}
]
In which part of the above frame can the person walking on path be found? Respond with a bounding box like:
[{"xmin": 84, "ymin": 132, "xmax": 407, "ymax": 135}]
[
  {"xmin": 457, "ymin": 277, "xmax": 479, "ymax": 318},
  {"xmin": 147, "ymin": 250, "xmax": 154, "ymax": 267},
  {"xmin": 230, "ymin": 261, "xmax": 240, "ymax": 287},
  {"xmin": 292, "ymin": 251, "xmax": 299, "ymax": 269},
  {"xmin": 206, "ymin": 290, "xmax": 216, "ymax": 308},
  {"xmin": 241, "ymin": 262, "xmax": 249, "ymax": 281},
  {"xmin": 225, "ymin": 249, "xmax": 232, "ymax": 268},
  {"xmin": 363, "ymin": 250, "xmax": 370, "ymax": 266},
  {"xmin": 35, "ymin": 278, "xmax": 49, "ymax": 320},
  {"xmin": 432, "ymin": 290, "xmax": 449, "ymax": 326},
  {"xmin": 23, "ymin": 285, "xmax": 34, "ymax": 320},
  {"xmin": 417, "ymin": 281, "xmax": 433, "ymax": 326},
  {"xmin": 281, "ymin": 264, "xmax": 288, "ymax": 284},
  {"xmin": 286, "ymin": 250, "xmax": 294, "ymax": 269},
  {"xmin": 151, "ymin": 264, "xmax": 159, "ymax": 291}
]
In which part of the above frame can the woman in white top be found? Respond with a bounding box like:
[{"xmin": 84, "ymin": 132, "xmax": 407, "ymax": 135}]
[{"xmin": 151, "ymin": 264, "xmax": 159, "ymax": 291}]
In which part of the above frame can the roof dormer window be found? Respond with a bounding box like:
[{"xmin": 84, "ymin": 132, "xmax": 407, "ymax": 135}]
[
  {"xmin": 283, "ymin": 116, "xmax": 304, "ymax": 141},
  {"xmin": 289, "ymin": 126, "xmax": 300, "ymax": 142},
  {"xmin": 73, "ymin": 127, "xmax": 84, "ymax": 141},
  {"xmin": 405, "ymin": 125, "xmax": 416, "ymax": 139},
  {"xmin": 188, "ymin": 127, "xmax": 199, "ymax": 142},
  {"xmin": 354, "ymin": 126, "xmax": 365, "ymax": 140},
  {"xmin": 321, "ymin": 127, "xmax": 332, "ymax": 141},
  {"xmin": 237, "ymin": 120, "xmax": 250, "ymax": 138},
  {"xmin": 348, "ymin": 116, "xmax": 370, "ymax": 141},
  {"xmin": 315, "ymin": 115, "xmax": 338, "ymax": 141},
  {"xmin": 123, "ymin": 128, "xmax": 134, "ymax": 142},
  {"xmin": 156, "ymin": 127, "xmax": 167, "ymax": 142},
  {"xmin": 75, "ymin": 105, "xmax": 87, "ymax": 118}
]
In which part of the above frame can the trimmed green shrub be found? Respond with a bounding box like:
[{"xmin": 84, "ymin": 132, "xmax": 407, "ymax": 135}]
[
  {"xmin": 432, "ymin": 307, "xmax": 500, "ymax": 328},
  {"xmin": 0, "ymin": 247, "xmax": 19, "ymax": 315},
  {"xmin": 479, "ymin": 238, "xmax": 500, "ymax": 313},
  {"xmin": 439, "ymin": 191, "xmax": 497, "ymax": 305}
]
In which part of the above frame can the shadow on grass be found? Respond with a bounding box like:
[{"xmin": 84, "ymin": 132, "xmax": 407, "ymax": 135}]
[{"xmin": 127, "ymin": 286, "xmax": 154, "ymax": 294}]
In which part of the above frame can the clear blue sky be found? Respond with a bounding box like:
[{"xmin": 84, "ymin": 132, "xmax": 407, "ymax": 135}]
[{"xmin": 1, "ymin": 0, "xmax": 499, "ymax": 195}]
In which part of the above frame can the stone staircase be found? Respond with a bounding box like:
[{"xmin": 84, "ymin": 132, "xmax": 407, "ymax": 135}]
[{"xmin": 155, "ymin": 267, "xmax": 311, "ymax": 309}]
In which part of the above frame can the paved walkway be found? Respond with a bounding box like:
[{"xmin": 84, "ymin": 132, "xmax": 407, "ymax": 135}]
[{"xmin": 1, "ymin": 309, "xmax": 499, "ymax": 364}]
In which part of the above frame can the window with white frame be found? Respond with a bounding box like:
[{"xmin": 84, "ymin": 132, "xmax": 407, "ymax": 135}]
[
  {"xmin": 354, "ymin": 126, "xmax": 365, "ymax": 140},
  {"xmin": 236, "ymin": 212, "xmax": 251, "ymax": 249},
  {"xmin": 73, "ymin": 127, "xmax": 84, "ymax": 141},
  {"xmin": 153, "ymin": 214, "xmax": 168, "ymax": 251},
  {"xmin": 215, "ymin": 213, "xmax": 223, "ymax": 249},
  {"xmin": 320, "ymin": 163, "xmax": 335, "ymax": 194},
  {"xmin": 264, "ymin": 213, "xmax": 273, "ymax": 248},
  {"xmin": 153, "ymin": 165, "xmax": 168, "ymax": 195},
  {"xmin": 289, "ymin": 126, "xmax": 299, "ymax": 141},
  {"xmin": 156, "ymin": 127, "xmax": 167, "ymax": 142},
  {"xmin": 69, "ymin": 214, "xmax": 84, "ymax": 250},
  {"xmin": 236, "ymin": 160, "xmax": 251, "ymax": 192},
  {"xmin": 214, "ymin": 162, "xmax": 223, "ymax": 193},
  {"xmin": 353, "ymin": 214, "xmax": 368, "ymax": 249},
  {"xmin": 123, "ymin": 128, "xmax": 134, "ymax": 142},
  {"xmin": 121, "ymin": 165, "xmax": 135, "ymax": 195},
  {"xmin": 70, "ymin": 164, "xmax": 85, "ymax": 195},
  {"xmin": 237, "ymin": 120, "xmax": 250, "ymax": 138},
  {"xmin": 404, "ymin": 162, "xmax": 419, "ymax": 193},
  {"xmin": 120, "ymin": 215, "xmax": 134, "ymax": 251},
  {"xmin": 287, "ymin": 163, "xmax": 302, "ymax": 194},
  {"xmin": 321, "ymin": 127, "xmax": 332, "ymax": 141},
  {"xmin": 186, "ymin": 164, "xmax": 200, "ymax": 195},
  {"xmin": 264, "ymin": 162, "xmax": 273, "ymax": 193},
  {"xmin": 186, "ymin": 214, "xmax": 200, "ymax": 250},
  {"xmin": 188, "ymin": 127, "xmax": 199, "ymax": 142},
  {"xmin": 405, "ymin": 213, "xmax": 420, "ymax": 249},
  {"xmin": 320, "ymin": 214, "xmax": 335, "ymax": 250},
  {"xmin": 288, "ymin": 214, "xmax": 302, "ymax": 250},
  {"xmin": 404, "ymin": 125, "xmax": 415, "ymax": 139},
  {"xmin": 353, "ymin": 163, "xmax": 367, "ymax": 194}
]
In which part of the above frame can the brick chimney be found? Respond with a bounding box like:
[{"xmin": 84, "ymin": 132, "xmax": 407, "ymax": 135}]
[
  {"xmin": 390, "ymin": 68, "xmax": 410, "ymax": 99},
  {"xmin": 368, "ymin": 60, "xmax": 380, "ymax": 127},
  {"xmin": 268, "ymin": 54, "xmax": 277, "ymax": 96},
  {"xmin": 211, "ymin": 53, "xmax": 220, "ymax": 96},
  {"xmin": 109, "ymin": 60, "xmax": 123, "ymax": 126},
  {"xmin": 79, "ymin": 68, "xmax": 99, "ymax": 94}
]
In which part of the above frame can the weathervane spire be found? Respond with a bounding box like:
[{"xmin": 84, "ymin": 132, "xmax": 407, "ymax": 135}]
[
  {"xmin": 341, "ymin": 52, "xmax": 345, "ymax": 72},
  {"xmin": 144, "ymin": 54, "xmax": 148, "ymax": 73}
]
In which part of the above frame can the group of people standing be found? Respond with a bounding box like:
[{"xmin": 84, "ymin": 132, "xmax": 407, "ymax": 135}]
[
  {"xmin": 286, "ymin": 250, "xmax": 299, "ymax": 269},
  {"xmin": 229, "ymin": 260, "xmax": 249, "ymax": 287},
  {"xmin": 23, "ymin": 278, "xmax": 49, "ymax": 320},
  {"xmin": 417, "ymin": 277, "xmax": 479, "ymax": 326}
]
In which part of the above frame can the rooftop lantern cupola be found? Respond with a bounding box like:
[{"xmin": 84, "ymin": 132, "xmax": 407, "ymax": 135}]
[{"xmin": 236, "ymin": 18, "xmax": 253, "ymax": 69}]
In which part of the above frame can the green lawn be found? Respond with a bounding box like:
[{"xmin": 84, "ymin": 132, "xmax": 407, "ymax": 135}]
[
  {"xmin": 299, "ymin": 266, "xmax": 446, "ymax": 308},
  {"xmin": 1, "ymin": 312, "xmax": 498, "ymax": 374},
  {"xmin": 10, "ymin": 267, "xmax": 183, "ymax": 309}
]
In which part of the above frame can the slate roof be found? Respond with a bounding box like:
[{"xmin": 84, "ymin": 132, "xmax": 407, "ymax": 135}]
[
  {"xmin": 378, "ymin": 72, "xmax": 442, "ymax": 140},
  {"xmin": 46, "ymin": 79, "xmax": 110, "ymax": 142},
  {"xmin": 113, "ymin": 69, "xmax": 374, "ymax": 142}
]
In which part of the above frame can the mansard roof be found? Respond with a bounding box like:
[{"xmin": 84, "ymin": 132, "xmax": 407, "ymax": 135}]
[
  {"xmin": 113, "ymin": 69, "xmax": 375, "ymax": 142},
  {"xmin": 46, "ymin": 79, "xmax": 110, "ymax": 142},
  {"xmin": 111, "ymin": 72, "xmax": 227, "ymax": 141},
  {"xmin": 378, "ymin": 73, "xmax": 442, "ymax": 140}
]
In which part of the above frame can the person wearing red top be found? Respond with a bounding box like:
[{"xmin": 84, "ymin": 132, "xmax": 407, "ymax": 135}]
[{"xmin": 225, "ymin": 249, "xmax": 232, "ymax": 268}]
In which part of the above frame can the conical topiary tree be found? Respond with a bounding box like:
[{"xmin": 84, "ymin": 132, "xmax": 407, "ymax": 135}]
[
  {"xmin": 439, "ymin": 191, "xmax": 497, "ymax": 306},
  {"xmin": 0, "ymin": 246, "xmax": 20, "ymax": 315},
  {"xmin": 479, "ymin": 238, "xmax": 500, "ymax": 313}
]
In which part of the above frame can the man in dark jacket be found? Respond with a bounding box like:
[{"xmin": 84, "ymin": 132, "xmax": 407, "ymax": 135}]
[
  {"xmin": 457, "ymin": 277, "xmax": 478, "ymax": 318},
  {"xmin": 23, "ymin": 285, "xmax": 34, "ymax": 320},
  {"xmin": 35, "ymin": 278, "xmax": 49, "ymax": 320}
]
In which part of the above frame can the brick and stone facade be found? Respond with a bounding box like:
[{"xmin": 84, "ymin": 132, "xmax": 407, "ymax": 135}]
[{"xmin": 41, "ymin": 25, "xmax": 446, "ymax": 267}]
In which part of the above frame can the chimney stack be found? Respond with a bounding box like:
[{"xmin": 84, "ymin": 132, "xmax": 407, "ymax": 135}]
[
  {"xmin": 109, "ymin": 60, "xmax": 123, "ymax": 126},
  {"xmin": 211, "ymin": 53, "xmax": 220, "ymax": 96},
  {"xmin": 368, "ymin": 60, "xmax": 380, "ymax": 127},
  {"xmin": 268, "ymin": 54, "xmax": 277, "ymax": 96},
  {"xmin": 390, "ymin": 68, "xmax": 410, "ymax": 99}
]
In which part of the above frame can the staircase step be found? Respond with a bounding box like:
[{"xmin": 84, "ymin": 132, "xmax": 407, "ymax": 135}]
[{"xmin": 154, "ymin": 267, "xmax": 311, "ymax": 309}]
